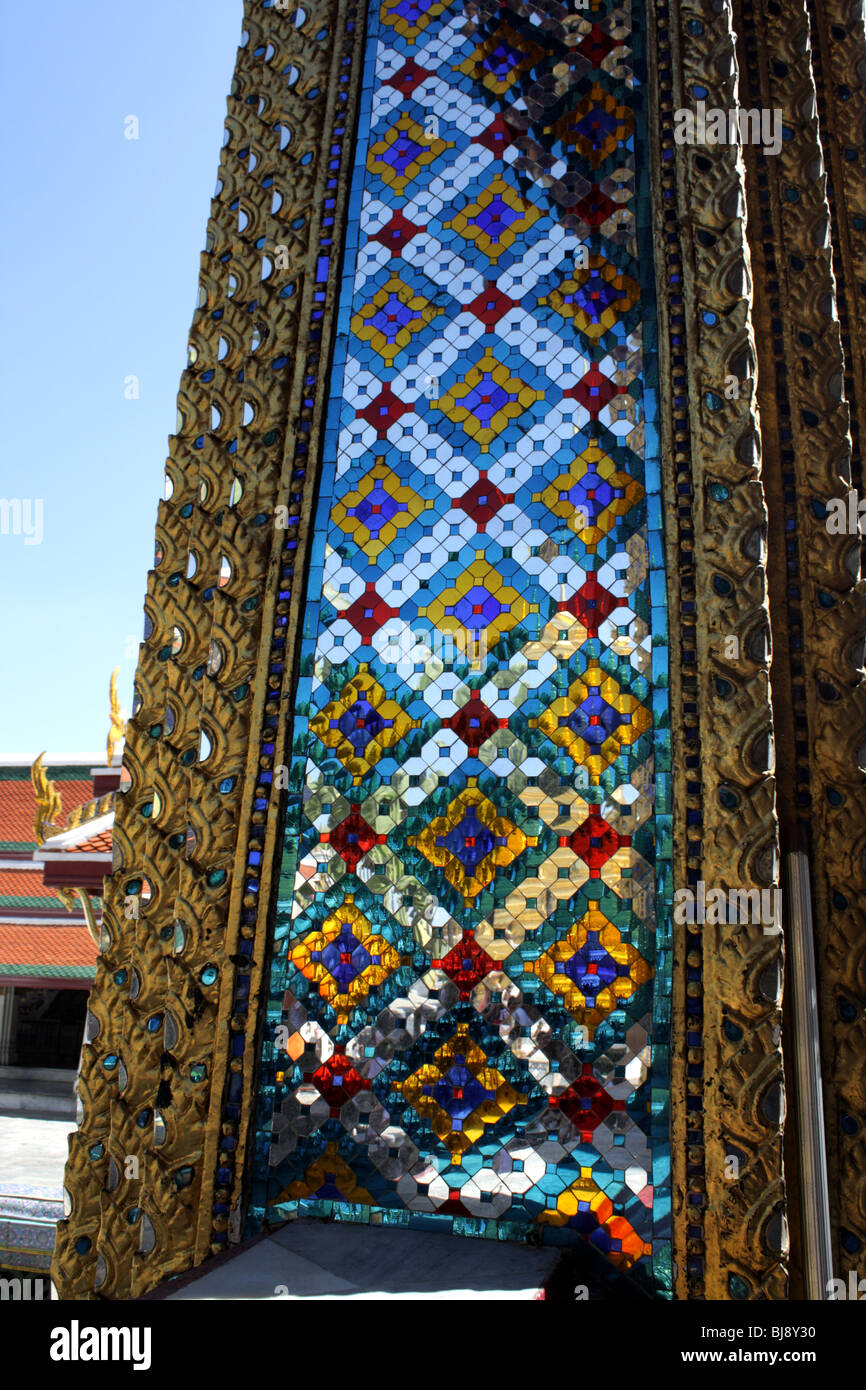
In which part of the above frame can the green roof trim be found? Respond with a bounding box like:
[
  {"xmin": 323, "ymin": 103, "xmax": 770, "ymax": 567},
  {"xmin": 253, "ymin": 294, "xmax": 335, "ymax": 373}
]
[
  {"xmin": 0, "ymin": 766, "xmax": 94, "ymax": 782},
  {"xmin": 0, "ymin": 963, "xmax": 94, "ymax": 978},
  {"xmin": 0, "ymin": 896, "xmax": 65, "ymax": 910}
]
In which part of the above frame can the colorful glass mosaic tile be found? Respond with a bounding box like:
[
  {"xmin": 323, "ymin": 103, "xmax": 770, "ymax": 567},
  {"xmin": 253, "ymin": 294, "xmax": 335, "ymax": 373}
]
[{"xmin": 252, "ymin": 0, "xmax": 672, "ymax": 1292}]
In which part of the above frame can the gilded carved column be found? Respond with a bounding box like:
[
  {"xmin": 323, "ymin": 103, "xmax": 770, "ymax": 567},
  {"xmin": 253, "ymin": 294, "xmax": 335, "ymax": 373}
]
[
  {"xmin": 733, "ymin": 0, "xmax": 866, "ymax": 1285},
  {"xmin": 648, "ymin": 0, "xmax": 786, "ymax": 1298},
  {"xmin": 53, "ymin": 0, "xmax": 368, "ymax": 1299},
  {"xmin": 53, "ymin": 0, "xmax": 866, "ymax": 1302}
]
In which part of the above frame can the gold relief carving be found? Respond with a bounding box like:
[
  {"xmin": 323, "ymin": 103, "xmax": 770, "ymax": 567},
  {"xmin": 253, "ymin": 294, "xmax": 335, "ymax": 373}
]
[
  {"xmin": 30, "ymin": 753, "xmax": 63, "ymax": 845},
  {"xmin": 107, "ymin": 668, "xmax": 125, "ymax": 766},
  {"xmin": 53, "ymin": 0, "xmax": 367, "ymax": 1299},
  {"xmin": 649, "ymin": 0, "xmax": 786, "ymax": 1298},
  {"xmin": 65, "ymin": 792, "xmax": 116, "ymax": 833},
  {"xmin": 731, "ymin": 0, "xmax": 866, "ymax": 1284},
  {"xmin": 808, "ymin": 0, "xmax": 866, "ymax": 483}
]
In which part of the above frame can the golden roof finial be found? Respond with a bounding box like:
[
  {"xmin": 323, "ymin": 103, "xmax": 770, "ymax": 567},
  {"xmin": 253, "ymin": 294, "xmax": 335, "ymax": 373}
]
[
  {"xmin": 31, "ymin": 751, "xmax": 63, "ymax": 846},
  {"xmin": 107, "ymin": 667, "xmax": 125, "ymax": 765}
]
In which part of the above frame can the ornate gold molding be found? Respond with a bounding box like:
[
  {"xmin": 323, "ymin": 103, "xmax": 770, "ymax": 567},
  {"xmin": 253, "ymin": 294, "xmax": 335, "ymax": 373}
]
[
  {"xmin": 31, "ymin": 752, "xmax": 63, "ymax": 845},
  {"xmin": 649, "ymin": 0, "xmax": 786, "ymax": 1298},
  {"xmin": 807, "ymin": 0, "xmax": 866, "ymax": 489},
  {"xmin": 53, "ymin": 0, "xmax": 367, "ymax": 1299},
  {"xmin": 106, "ymin": 668, "xmax": 125, "ymax": 768},
  {"xmin": 733, "ymin": 0, "xmax": 866, "ymax": 1283}
]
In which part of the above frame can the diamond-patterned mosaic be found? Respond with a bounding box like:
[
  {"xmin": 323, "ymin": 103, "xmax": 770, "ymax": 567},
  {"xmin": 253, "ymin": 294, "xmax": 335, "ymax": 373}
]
[{"xmin": 253, "ymin": 0, "xmax": 672, "ymax": 1292}]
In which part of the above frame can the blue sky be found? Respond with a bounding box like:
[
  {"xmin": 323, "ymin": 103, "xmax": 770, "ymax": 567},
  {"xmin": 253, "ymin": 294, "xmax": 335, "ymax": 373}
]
[{"xmin": 0, "ymin": 0, "xmax": 242, "ymax": 756}]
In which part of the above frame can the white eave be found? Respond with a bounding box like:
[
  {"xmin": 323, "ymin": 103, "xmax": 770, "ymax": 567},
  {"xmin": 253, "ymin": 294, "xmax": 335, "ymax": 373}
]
[{"xmin": 37, "ymin": 813, "xmax": 114, "ymax": 860}]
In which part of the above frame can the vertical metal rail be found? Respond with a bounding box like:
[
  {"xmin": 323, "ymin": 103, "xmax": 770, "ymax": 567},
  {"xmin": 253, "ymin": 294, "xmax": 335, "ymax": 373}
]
[{"xmin": 785, "ymin": 848, "xmax": 833, "ymax": 1298}]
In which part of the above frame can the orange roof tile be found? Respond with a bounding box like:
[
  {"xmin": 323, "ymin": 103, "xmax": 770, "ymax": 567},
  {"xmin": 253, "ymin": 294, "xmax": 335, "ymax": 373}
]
[
  {"xmin": 0, "ymin": 869, "xmax": 68, "ymax": 905},
  {"xmin": 0, "ymin": 923, "xmax": 96, "ymax": 974},
  {"xmin": 60, "ymin": 827, "xmax": 113, "ymax": 854}
]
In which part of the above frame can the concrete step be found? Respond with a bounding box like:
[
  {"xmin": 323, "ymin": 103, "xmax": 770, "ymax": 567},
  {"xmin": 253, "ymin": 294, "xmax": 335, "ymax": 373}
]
[
  {"xmin": 0, "ymin": 1067, "xmax": 75, "ymax": 1086},
  {"xmin": 0, "ymin": 1091, "xmax": 76, "ymax": 1119},
  {"xmin": 0, "ymin": 1068, "xmax": 76, "ymax": 1119}
]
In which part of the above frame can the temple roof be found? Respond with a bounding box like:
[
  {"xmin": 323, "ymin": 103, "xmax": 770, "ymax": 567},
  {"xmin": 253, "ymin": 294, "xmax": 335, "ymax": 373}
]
[
  {"xmin": 0, "ymin": 756, "xmax": 116, "ymax": 984},
  {"xmin": 0, "ymin": 765, "xmax": 96, "ymax": 855},
  {"xmin": 0, "ymin": 867, "xmax": 74, "ymax": 911},
  {"xmin": 0, "ymin": 922, "xmax": 97, "ymax": 981}
]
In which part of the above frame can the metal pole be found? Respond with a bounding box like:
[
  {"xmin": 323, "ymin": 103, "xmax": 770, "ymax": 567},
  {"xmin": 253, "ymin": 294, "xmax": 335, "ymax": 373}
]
[{"xmin": 784, "ymin": 848, "xmax": 833, "ymax": 1299}]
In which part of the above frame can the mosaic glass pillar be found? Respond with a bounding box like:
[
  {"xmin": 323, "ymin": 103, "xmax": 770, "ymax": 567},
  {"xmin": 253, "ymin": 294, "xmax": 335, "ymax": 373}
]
[{"xmin": 249, "ymin": 0, "xmax": 673, "ymax": 1292}]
